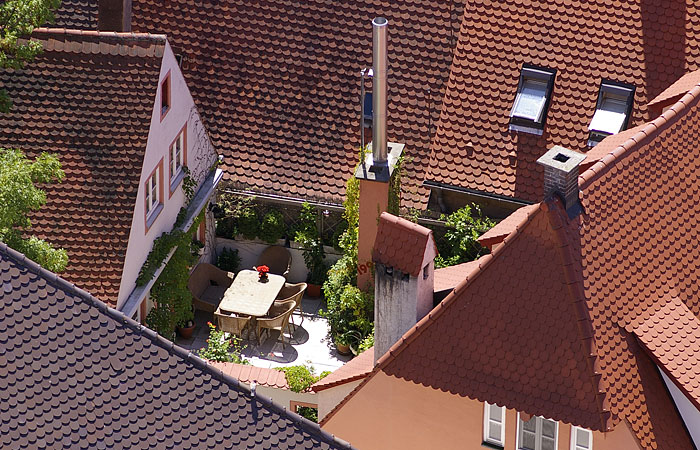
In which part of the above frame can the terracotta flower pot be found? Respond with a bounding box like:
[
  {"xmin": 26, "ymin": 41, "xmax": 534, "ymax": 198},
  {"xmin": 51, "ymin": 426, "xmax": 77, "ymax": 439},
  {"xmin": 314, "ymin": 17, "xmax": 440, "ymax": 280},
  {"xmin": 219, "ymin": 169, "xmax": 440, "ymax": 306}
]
[
  {"xmin": 178, "ymin": 324, "xmax": 195, "ymax": 339},
  {"xmin": 306, "ymin": 283, "xmax": 322, "ymax": 298},
  {"xmin": 335, "ymin": 341, "xmax": 351, "ymax": 356}
]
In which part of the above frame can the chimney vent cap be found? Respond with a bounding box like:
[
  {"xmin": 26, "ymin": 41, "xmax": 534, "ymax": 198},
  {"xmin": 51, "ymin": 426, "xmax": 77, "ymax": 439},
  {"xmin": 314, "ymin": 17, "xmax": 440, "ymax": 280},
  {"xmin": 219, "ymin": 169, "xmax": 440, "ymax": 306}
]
[{"xmin": 536, "ymin": 145, "xmax": 586, "ymax": 173}]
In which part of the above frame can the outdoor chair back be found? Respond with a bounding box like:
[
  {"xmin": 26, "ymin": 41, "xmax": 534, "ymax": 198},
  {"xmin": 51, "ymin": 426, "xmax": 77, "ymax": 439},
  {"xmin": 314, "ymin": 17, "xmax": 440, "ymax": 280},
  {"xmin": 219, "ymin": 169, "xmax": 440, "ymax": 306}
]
[
  {"xmin": 255, "ymin": 246, "xmax": 292, "ymax": 279},
  {"xmin": 274, "ymin": 282, "xmax": 307, "ymax": 326},
  {"xmin": 256, "ymin": 300, "xmax": 296, "ymax": 347},
  {"xmin": 188, "ymin": 263, "xmax": 235, "ymax": 313},
  {"xmin": 215, "ymin": 310, "xmax": 251, "ymax": 338}
]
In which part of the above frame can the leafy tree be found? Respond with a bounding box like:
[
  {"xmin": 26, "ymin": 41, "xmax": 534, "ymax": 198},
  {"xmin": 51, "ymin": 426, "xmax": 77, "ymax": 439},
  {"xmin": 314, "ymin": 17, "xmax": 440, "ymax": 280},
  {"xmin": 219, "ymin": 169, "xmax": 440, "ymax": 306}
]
[
  {"xmin": 0, "ymin": 148, "xmax": 67, "ymax": 271},
  {"xmin": 0, "ymin": 0, "xmax": 61, "ymax": 112},
  {"xmin": 434, "ymin": 204, "xmax": 495, "ymax": 268}
]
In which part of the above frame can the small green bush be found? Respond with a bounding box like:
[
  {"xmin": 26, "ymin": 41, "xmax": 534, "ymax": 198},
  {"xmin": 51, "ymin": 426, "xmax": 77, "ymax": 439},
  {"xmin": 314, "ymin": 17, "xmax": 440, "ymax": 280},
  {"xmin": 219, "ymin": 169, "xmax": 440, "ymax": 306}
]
[
  {"xmin": 259, "ymin": 209, "xmax": 285, "ymax": 243},
  {"xmin": 197, "ymin": 322, "xmax": 248, "ymax": 364},
  {"xmin": 297, "ymin": 406, "xmax": 318, "ymax": 422},
  {"xmin": 276, "ymin": 364, "xmax": 330, "ymax": 393},
  {"xmin": 295, "ymin": 203, "xmax": 326, "ymax": 284},
  {"xmin": 237, "ymin": 207, "xmax": 258, "ymax": 240},
  {"xmin": 216, "ymin": 248, "xmax": 241, "ymax": 272},
  {"xmin": 358, "ymin": 332, "xmax": 374, "ymax": 353},
  {"xmin": 434, "ymin": 204, "xmax": 495, "ymax": 268}
]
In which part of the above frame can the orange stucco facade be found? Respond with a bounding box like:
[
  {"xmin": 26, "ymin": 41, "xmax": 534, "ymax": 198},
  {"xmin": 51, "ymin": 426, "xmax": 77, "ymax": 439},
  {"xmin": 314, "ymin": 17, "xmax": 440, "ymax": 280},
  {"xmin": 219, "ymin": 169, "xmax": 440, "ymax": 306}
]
[
  {"xmin": 357, "ymin": 178, "xmax": 389, "ymax": 291},
  {"xmin": 323, "ymin": 371, "xmax": 643, "ymax": 450}
]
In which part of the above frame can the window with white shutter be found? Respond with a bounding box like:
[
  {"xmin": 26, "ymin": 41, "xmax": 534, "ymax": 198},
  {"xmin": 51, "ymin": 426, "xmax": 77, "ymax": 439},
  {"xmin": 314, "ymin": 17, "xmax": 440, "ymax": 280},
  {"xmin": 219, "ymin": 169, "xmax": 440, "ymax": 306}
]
[{"xmin": 483, "ymin": 402, "xmax": 505, "ymax": 447}]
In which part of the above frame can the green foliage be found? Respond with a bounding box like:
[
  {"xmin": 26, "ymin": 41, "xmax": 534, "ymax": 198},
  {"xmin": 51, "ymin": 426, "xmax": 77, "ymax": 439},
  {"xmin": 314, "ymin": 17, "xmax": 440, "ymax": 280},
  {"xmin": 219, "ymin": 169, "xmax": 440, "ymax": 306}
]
[
  {"xmin": 259, "ymin": 209, "xmax": 285, "ymax": 243},
  {"xmin": 433, "ymin": 204, "xmax": 495, "ymax": 268},
  {"xmin": 296, "ymin": 406, "xmax": 318, "ymax": 423},
  {"xmin": 387, "ymin": 155, "xmax": 404, "ymax": 216},
  {"xmin": 215, "ymin": 190, "xmax": 255, "ymax": 239},
  {"xmin": 0, "ymin": 148, "xmax": 67, "ymax": 272},
  {"xmin": 216, "ymin": 247, "xmax": 240, "ymax": 273},
  {"xmin": 295, "ymin": 203, "xmax": 326, "ymax": 285},
  {"xmin": 197, "ymin": 322, "xmax": 247, "ymax": 364},
  {"xmin": 276, "ymin": 363, "xmax": 330, "ymax": 393},
  {"xmin": 358, "ymin": 331, "xmax": 374, "ymax": 353},
  {"xmin": 238, "ymin": 206, "xmax": 258, "ymax": 240},
  {"xmin": 142, "ymin": 211, "xmax": 205, "ymax": 339},
  {"xmin": 0, "ymin": 0, "xmax": 61, "ymax": 112},
  {"xmin": 181, "ymin": 166, "xmax": 196, "ymax": 202}
]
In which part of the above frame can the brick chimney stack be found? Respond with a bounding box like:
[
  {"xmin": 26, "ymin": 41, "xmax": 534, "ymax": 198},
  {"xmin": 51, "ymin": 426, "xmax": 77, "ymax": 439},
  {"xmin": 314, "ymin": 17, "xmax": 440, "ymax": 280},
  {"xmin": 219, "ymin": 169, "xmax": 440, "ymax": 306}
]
[
  {"xmin": 98, "ymin": 0, "xmax": 132, "ymax": 32},
  {"xmin": 536, "ymin": 145, "xmax": 586, "ymax": 217}
]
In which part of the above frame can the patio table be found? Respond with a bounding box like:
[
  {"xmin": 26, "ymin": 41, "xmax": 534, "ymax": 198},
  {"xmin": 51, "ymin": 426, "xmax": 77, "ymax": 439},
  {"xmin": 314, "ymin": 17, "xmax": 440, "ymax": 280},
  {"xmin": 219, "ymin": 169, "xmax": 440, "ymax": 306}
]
[{"xmin": 218, "ymin": 269, "xmax": 286, "ymax": 317}]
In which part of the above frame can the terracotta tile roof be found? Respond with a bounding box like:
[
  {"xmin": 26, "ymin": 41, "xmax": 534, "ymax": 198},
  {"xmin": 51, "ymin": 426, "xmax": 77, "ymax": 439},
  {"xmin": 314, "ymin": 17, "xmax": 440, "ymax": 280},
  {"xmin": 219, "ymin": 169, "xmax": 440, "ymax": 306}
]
[
  {"xmin": 432, "ymin": 259, "xmax": 480, "ymax": 293},
  {"xmin": 325, "ymin": 77, "xmax": 700, "ymax": 448},
  {"xmin": 373, "ymin": 212, "xmax": 437, "ymax": 277},
  {"xmin": 425, "ymin": 1, "xmax": 700, "ymax": 203},
  {"xmin": 209, "ymin": 362, "xmax": 289, "ymax": 390},
  {"xmin": 312, "ymin": 347, "xmax": 375, "ymax": 392},
  {"xmin": 0, "ymin": 241, "xmax": 355, "ymax": 449},
  {"xmin": 648, "ymin": 69, "xmax": 700, "ymax": 110},
  {"xmin": 129, "ymin": 0, "xmax": 466, "ymax": 208},
  {"xmin": 52, "ymin": 0, "xmax": 98, "ymax": 29},
  {"xmin": 476, "ymin": 203, "xmax": 539, "ymax": 249},
  {"xmin": 0, "ymin": 29, "xmax": 165, "ymax": 306},
  {"xmin": 580, "ymin": 123, "xmax": 646, "ymax": 169}
]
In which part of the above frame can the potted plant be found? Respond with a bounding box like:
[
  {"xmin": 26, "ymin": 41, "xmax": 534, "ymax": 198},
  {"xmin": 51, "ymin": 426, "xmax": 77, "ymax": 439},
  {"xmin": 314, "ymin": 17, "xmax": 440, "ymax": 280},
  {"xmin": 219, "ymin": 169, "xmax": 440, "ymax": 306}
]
[
  {"xmin": 177, "ymin": 318, "xmax": 196, "ymax": 339},
  {"xmin": 335, "ymin": 330, "xmax": 362, "ymax": 356},
  {"xmin": 334, "ymin": 332, "xmax": 352, "ymax": 356},
  {"xmin": 295, "ymin": 203, "xmax": 326, "ymax": 297}
]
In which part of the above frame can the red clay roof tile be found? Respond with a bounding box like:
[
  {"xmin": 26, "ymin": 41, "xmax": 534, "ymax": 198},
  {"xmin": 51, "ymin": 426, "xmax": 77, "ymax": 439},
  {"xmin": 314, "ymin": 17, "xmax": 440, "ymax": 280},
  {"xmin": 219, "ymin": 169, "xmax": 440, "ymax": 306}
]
[
  {"xmin": 373, "ymin": 212, "xmax": 437, "ymax": 277},
  {"xmin": 209, "ymin": 362, "xmax": 289, "ymax": 390},
  {"xmin": 312, "ymin": 347, "xmax": 375, "ymax": 392},
  {"xmin": 432, "ymin": 259, "xmax": 480, "ymax": 293},
  {"xmin": 426, "ymin": 1, "xmax": 700, "ymax": 204},
  {"xmin": 477, "ymin": 203, "xmax": 540, "ymax": 249},
  {"xmin": 0, "ymin": 29, "xmax": 165, "ymax": 306},
  {"xmin": 129, "ymin": 0, "xmax": 466, "ymax": 209}
]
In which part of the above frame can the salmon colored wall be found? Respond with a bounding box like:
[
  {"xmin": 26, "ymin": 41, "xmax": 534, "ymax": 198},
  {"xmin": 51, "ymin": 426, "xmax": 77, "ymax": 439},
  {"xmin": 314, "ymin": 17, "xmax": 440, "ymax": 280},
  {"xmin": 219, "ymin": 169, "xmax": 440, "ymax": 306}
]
[
  {"xmin": 323, "ymin": 371, "xmax": 644, "ymax": 450},
  {"xmin": 357, "ymin": 179, "xmax": 389, "ymax": 291}
]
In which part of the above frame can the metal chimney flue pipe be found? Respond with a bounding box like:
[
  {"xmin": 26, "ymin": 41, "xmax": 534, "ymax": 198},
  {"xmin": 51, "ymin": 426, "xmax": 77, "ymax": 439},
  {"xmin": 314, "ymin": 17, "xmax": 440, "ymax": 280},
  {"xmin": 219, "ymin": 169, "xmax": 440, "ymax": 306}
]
[{"xmin": 372, "ymin": 17, "xmax": 388, "ymax": 167}]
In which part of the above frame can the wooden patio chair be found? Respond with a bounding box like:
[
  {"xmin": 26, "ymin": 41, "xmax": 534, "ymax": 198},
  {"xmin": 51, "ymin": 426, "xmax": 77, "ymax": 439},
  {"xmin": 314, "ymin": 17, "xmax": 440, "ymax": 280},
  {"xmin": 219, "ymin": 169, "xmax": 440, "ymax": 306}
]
[
  {"xmin": 255, "ymin": 245, "xmax": 292, "ymax": 279},
  {"xmin": 188, "ymin": 263, "xmax": 235, "ymax": 313},
  {"xmin": 274, "ymin": 282, "xmax": 307, "ymax": 327},
  {"xmin": 215, "ymin": 309, "xmax": 251, "ymax": 339},
  {"xmin": 256, "ymin": 300, "xmax": 296, "ymax": 348}
]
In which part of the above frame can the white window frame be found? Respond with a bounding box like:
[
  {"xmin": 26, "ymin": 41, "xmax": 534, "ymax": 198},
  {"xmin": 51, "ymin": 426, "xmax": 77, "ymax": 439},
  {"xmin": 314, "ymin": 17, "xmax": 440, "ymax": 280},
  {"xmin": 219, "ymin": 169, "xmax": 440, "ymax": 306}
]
[
  {"xmin": 146, "ymin": 168, "xmax": 160, "ymax": 218},
  {"xmin": 170, "ymin": 129, "xmax": 185, "ymax": 182},
  {"xmin": 509, "ymin": 65, "xmax": 556, "ymax": 135},
  {"xmin": 483, "ymin": 402, "xmax": 506, "ymax": 447},
  {"xmin": 517, "ymin": 415, "xmax": 558, "ymax": 450},
  {"xmin": 570, "ymin": 426, "xmax": 592, "ymax": 450}
]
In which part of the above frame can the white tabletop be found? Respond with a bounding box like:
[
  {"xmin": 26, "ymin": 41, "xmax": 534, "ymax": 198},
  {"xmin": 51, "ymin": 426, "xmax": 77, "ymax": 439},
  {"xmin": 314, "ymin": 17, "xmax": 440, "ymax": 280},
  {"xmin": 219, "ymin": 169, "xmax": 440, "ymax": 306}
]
[{"xmin": 218, "ymin": 269, "xmax": 285, "ymax": 317}]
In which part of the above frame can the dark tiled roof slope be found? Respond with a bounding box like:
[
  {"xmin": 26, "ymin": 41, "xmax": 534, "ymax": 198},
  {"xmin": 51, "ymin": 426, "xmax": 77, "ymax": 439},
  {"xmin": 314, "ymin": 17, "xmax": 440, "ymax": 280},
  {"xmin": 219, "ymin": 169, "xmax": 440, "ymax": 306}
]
[
  {"xmin": 130, "ymin": 0, "xmax": 465, "ymax": 208},
  {"xmin": 0, "ymin": 29, "xmax": 163, "ymax": 306},
  {"xmin": 53, "ymin": 0, "xmax": 98, "ymax": 29},
  {"xmin": 373, "ymin": 212, "xmax": 437, "ymax": 277},
  {"xmin": 426, "ymin": 0, "xmax": 700, "ymax": 203},
  {"xmin": 0, "ymin": 242, "xmax": 354, "ymax": 450},
  {"xmin": 326, "ymin": 77, "xmax": 700, "ymax": 448}
]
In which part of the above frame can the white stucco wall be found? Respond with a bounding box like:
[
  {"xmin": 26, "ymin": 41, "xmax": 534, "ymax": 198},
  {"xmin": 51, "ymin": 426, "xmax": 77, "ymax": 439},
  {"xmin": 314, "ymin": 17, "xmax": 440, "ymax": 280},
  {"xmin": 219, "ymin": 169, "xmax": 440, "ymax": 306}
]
[
  {"xmin": 317, "ymin": 379, "xmax": 363, "ymax": 422},
  {"xmin": 659, "ymin": 367, "xmax": 700, "ymax": 446},
  {"xmin": 116, "ymin": 40, "xmax": 217, "ymax": 310}
]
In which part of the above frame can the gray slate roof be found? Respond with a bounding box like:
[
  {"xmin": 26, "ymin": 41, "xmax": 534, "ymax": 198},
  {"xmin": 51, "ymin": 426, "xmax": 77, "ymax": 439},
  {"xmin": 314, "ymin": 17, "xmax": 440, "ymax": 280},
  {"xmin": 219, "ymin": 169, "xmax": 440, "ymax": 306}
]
[{"xmin": 0, "ymin": 242, "xmax": 354, "ymax": 449}]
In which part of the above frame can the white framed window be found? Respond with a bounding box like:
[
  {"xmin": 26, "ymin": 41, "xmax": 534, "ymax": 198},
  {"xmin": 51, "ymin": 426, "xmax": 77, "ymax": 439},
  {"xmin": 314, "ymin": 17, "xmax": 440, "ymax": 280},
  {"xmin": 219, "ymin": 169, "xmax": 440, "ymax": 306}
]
[
  {"xmin": 517, "ymin": 415, "xmax": 558, "ymax": 450},
  {"xmin": 588, "ymin": 81, "xmax": 634, "ymax": 146},
  {"xmin": 510, "ymin": 65, "xmax": 556, "ymax": 134},
  {"xmin": 170, "ymin": 129, "xmax": 184, "ymax": 181},
  {"xmin": 483, "ymin": 402, "xmax": 506, "ymax": 447},
  {"xmin": 570, "ymin": 426, "xmax": 592, "ymax": 450},
  {"xmin": 146, "ymin": 167, "xmax": 160, "ymax": 218}
]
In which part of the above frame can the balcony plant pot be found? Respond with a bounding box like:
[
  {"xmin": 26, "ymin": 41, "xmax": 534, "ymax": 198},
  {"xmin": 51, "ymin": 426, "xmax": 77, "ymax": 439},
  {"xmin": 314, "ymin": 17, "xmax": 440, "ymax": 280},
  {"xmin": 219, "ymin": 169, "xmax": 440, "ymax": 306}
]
[
  {"xmin": 306, "ymin": 283, "xmax": 322, "ymax": 298},
  {"xmin": 177, "ymin": 320, "xmax": 195, "ymax": 339},
  {"xmin": 335, "ymin": 340, "xmax": 351, "ymax": 356}
]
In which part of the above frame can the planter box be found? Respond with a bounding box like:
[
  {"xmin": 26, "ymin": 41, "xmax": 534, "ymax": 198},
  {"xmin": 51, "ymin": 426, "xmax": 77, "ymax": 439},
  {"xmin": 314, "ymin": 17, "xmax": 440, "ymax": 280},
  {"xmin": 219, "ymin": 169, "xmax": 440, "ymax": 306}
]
[{"xmin": 215, "ymin": 237, "xmax": 342, "ymax": 285}]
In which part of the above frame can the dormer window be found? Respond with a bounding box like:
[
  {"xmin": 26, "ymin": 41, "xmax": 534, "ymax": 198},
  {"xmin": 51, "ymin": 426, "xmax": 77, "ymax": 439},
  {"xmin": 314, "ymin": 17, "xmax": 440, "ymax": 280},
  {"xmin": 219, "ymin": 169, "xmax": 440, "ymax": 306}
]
[
  {"xmin": 509, "ymin": 65, "xmax": 556, "ymax": 135},
  {"xmin": 588, "ymin": 81, "xmax": 635, "ymax": 146}
]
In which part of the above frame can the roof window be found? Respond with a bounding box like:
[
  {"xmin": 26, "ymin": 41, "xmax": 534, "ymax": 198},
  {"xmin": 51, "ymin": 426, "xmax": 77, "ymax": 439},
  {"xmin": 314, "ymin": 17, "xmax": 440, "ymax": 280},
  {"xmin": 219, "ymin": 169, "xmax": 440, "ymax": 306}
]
[
  {"xmin": 588, "ymin": 81, "xmax": 635, "ymax": 146},
  {"xmin": 509, "ymin": 65, "xmax": 556, "ymax": 135}
]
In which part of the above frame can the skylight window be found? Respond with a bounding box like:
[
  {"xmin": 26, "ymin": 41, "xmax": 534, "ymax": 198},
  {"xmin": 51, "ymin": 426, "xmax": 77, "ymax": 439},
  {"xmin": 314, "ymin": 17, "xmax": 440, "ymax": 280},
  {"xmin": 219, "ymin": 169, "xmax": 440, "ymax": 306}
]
[
  {"xmin": 509, "ymin": 65, "xmax": 556, "ymax": 135},
  {"xmin": 588, "ymin": 81, "xmax": 635, "ymax": 146}
]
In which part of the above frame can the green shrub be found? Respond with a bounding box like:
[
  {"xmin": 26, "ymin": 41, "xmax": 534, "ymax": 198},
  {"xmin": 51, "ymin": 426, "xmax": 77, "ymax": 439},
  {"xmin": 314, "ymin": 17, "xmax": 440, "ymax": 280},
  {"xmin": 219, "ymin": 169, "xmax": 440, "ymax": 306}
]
[
  {"xmin": 197, "ymin": 322, "xmax": 248, "ymax": 364},
  {"xmin": 259, "ymin": 209, "xmax": 285, "ymax": 243},
  {"xmin": 237, "ymin": 206, "xmax": 258, "ymax": 240},
  {"xmin": 358, "ymin": 331, "xmax": 374, "ymax": 353},
  {"xmin": 276, "ymin": 364, "xmax": 330, "ymax": 393},
  {"xmin": 295, "ymin": 203, "xmax": 326, "ymax": 285},
  {"xmin": 216, "ymin": 247, "xmax": 241, "ymax": 272},
  {"xmin": 434, "ymin": 204, "xmax": 495, "ymax": 268},
  {"xmin": 296, "ymin": 406, "xmax": 318, "ymax": 422}
]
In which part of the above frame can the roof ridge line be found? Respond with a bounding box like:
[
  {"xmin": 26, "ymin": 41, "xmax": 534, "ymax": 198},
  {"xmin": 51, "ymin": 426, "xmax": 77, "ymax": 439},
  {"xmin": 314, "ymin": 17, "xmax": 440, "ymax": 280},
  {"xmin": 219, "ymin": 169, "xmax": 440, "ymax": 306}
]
[
  {"xmin": 545, "ymin": 200, "xmax": 612, "ymax": 432},
  {"xmin": 0, "ymin": 241, "xmax": 354, "ymax": 449},
  {"xmin": 321, "ymin": 204, "xmax": 545, "ymax": 426},
  {"xmin": 33, "ymin": 27, "xmax": 167, "ymax": 41},
  {"xmin": 579, "ymin": 83, "xmax": 700, "ymax": 191}
]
